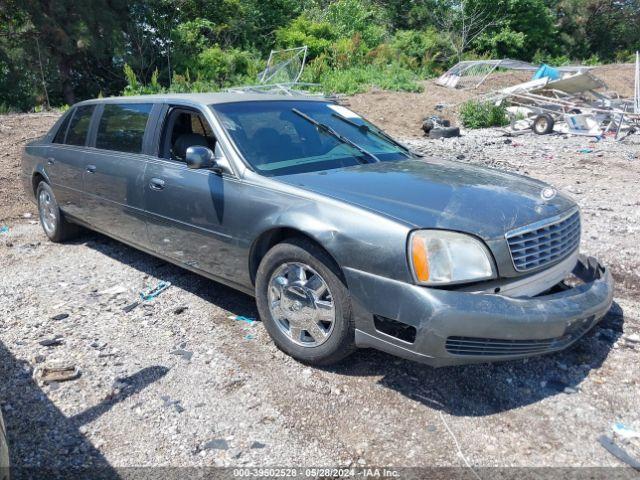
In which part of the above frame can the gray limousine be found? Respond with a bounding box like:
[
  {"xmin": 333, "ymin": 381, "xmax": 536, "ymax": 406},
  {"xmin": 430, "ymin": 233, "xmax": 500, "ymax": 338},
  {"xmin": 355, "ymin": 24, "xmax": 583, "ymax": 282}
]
[{"xmin": 21, "ymin": 93, "xmax": 613, "ymax": 366}]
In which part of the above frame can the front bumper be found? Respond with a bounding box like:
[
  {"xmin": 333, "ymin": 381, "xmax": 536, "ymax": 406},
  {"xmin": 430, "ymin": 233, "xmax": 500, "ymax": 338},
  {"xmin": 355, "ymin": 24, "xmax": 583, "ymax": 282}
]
[{"xmin": 346, "ymin": 255, "xmax": 614, "ymax": 367}]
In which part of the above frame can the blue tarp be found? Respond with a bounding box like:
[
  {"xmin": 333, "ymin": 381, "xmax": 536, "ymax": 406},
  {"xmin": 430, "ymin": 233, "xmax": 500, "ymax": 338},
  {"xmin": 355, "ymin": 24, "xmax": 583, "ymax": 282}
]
[{"xmin": 532, "ymin": 64, "xmax": 561, "ymax": 81}]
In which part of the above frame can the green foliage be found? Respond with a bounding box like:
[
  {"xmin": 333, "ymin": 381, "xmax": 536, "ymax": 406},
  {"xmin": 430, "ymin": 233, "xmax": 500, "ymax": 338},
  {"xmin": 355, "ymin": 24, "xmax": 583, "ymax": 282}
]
[
  {"xmin": 275, "ymin": 16, "xmax": 338, "ymax": 58},
  {"xmin": 196, "ymin": 46, "xmax": 259, "ymax": 86},
  {"xmin": 531, "ymin": 51, "xmax": 572, "ymax": 67},
  {"xmin": 385, "ymin": 29, "xmax": 453, "ymax": 75},
  {"xmin": 315, "ymin": 64, "xmax": 424, "ymax": 95},
  {"xmin": 474, "ymin": 28, "xmax": 526, "ymax": 59},
  {"xmin": 2, "ymin": 0, "xmax": 640, "ymax": 110},
  {"xmin": 324, "ymin": 0, "xmax": 388, "ymax": 48},
  {"xmin": 459, "ymin": 100, "xmax": 509, "ymax": 129}
]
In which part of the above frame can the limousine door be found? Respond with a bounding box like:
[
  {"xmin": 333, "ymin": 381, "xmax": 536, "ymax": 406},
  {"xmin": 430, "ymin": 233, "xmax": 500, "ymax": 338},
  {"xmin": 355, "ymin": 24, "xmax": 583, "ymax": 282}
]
[
  {"xmin": 143, "ymin": 150, "xmax": 239, "ymax": 278},
  {"xmin": 143, "ymin": 106, "xmax": 244, "ymax": 282},
  {"xmin": 81, "ymin": 103, "xmax": 154, "ymax": 246},
  {"xmin": 46, "ymin": 105, "xmax": 96, "ymax": 219}
]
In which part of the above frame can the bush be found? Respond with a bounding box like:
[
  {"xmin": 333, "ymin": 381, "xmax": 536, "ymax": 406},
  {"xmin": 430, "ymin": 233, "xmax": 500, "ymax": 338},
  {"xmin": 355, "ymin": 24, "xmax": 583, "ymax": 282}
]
[
  {"xmin": 385, "ymin": 28, "xmax": 453, "ymax": 76},
  {"xmin": 317, "ymin": 64, "xmax": 423, "ymax": 95},
  {"xmin": 325, "ymin": 0, "xmax": 388, "ymax": 48},
  {"xmin": 275, "ymin": 16, "xmax": 338, "ymax": 59},
  {"xmin": 197, "ymin": 46, "xmax": 259, "ymax": 86},
  {"xmin": 459, "ymin": 100, "xmax": 509, "ymax": 129}
]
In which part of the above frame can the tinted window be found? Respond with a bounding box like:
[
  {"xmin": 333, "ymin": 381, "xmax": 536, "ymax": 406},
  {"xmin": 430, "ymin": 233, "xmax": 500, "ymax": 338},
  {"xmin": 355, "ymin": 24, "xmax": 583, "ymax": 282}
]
[
  {"xmin": 96, "ymin": 103, "xmax": 152, "ymax": 153},
  {"xmin": 65, "ymin": 105, "xmax": 95, "ymax": 146},
  {"xmin": 212, "ymin": 101, "xmax": 407, "ymax": 176},
  {"xmin": 52, "ymin": 111, "xmax": 72, "ymax": 144}
]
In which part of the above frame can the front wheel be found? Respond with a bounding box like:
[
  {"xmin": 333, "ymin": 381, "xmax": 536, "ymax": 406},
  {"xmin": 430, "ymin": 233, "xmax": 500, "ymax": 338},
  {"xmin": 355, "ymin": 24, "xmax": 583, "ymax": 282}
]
[{"xmin": 255, "ymin": 238, "xmax": 355, "ymax": 366}]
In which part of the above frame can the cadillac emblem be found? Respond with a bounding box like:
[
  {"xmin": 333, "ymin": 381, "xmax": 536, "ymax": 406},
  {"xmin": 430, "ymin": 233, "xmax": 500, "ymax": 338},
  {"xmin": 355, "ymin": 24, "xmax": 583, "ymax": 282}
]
[{"xmin": 541, "ymin": 187, "xmax": 557, "ymax": 201}]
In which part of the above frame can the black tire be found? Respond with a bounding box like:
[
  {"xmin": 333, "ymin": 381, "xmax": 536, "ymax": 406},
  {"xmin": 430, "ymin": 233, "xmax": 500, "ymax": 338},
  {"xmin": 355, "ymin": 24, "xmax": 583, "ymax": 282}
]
[
  {"xmin": 255, "ymin": 238, "xmax": 355, "ymax": 366},
  {"xmin": 429, "ymin": 126, "xmax": 460, "ymax": 139},
  {"xmin": 533, "ymin": 114, "xmax": 554, "ymax": 135},
  {"xmin": 36, "ymin": 181, "xmax": 81, "ymax": 242},
  {"xmin": 421, "ymin": 119, "xmax": 434, "ymax": 134},
  {"xmin": 422, "ymin": 117, "xmax": 451, "ymax": 134}
]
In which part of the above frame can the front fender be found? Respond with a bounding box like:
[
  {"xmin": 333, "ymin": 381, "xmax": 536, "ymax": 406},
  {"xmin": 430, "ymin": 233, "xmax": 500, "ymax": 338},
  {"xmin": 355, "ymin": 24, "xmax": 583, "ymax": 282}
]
[{"xmin": 250, "ymin": 195, "xmax": 413, "ymax": 284}]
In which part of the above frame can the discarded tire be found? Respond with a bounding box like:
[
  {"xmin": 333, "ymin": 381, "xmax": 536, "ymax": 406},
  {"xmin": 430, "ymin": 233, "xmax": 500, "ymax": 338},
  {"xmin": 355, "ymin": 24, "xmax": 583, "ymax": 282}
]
[
  {"xmin": 422, "ymin": 117, "xmax": 451, "ymax": 134},
  {"xmin": 429, "ymin": 127, "xmax": 460, "ymax": 139},
  {"xmin": 422, "ymin": 119, "xmax": 434, "ymax": 134},
  {"xmin": 533, "ymin": 114, "xmax": 554, "ymax": 135}
]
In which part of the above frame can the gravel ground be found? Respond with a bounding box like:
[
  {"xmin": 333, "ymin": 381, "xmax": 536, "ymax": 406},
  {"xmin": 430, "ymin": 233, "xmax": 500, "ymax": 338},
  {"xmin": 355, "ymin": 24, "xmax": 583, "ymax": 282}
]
[{"xmin": 1, "ymin": 107, "xmax": 640, "ymax": 475}]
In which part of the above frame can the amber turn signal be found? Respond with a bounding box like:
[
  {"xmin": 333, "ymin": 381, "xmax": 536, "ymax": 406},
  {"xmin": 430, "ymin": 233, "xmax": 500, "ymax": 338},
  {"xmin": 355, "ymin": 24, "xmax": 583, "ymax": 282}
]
[{"xmin": 411, "ymin": 235, "xmax": 430, "ymax": 282}]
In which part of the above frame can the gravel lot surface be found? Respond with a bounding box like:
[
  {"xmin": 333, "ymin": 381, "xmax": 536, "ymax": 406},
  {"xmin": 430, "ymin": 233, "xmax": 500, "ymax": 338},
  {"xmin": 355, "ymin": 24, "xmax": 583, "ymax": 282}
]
[{"xmin": 1, "ymin": 84, "xmax": 640, "ymax": 474}]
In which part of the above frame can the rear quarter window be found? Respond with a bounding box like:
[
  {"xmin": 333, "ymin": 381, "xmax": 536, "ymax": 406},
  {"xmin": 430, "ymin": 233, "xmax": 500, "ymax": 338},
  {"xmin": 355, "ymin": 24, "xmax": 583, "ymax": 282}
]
[
  {"xmin": 96, "ymin": 103, "xmax": 152, "ymax": 153},
  {"xmin": 65, "ymin": 105, "xmax": 95, "ymax": 146},
  {"xmin": 52, "ymin": 111, "xmax": 73, "ymax": 144}
]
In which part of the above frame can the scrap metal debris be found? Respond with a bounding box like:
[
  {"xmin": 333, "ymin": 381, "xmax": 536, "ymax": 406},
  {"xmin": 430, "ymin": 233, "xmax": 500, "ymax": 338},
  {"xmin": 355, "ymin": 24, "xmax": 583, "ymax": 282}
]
[
  {"xmin": 437, "ymin": 59, "xmax": 589, "ymax": 90},
  {"xmin": 169, "ymin": 348, "xmax": 193, "ymax": 361},
  {"xmin": 490, "ymin": 68, "xmax": 640, "ymax": 139},
  {"xmin": 38, "ymin": 335, "xmax": 63, "ymax": 347},
  {"xmin": 35, "ymin": 365, "xmax": 81, "ymax": 385},
  {"xmin": 122, "ymin": 301, "xmax": 139, "ymax": 313},
  {"xmin": 228, "ymin": 315, "xmax": 256, "ymax": 325},
  {"xmin": 598, "ymin": 435, "xmax": 640, "ymax": 470},
  {"xmin": 613, "ymin": 422, "xmax": 640, "ymax": 440},
  {"xmin": 140, "ymin": 281, "xmax": 171, "ymax": 301}
]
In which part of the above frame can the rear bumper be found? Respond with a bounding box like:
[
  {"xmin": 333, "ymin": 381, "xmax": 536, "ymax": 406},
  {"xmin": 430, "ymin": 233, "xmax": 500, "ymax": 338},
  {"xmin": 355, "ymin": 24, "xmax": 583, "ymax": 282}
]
[
  {"xmin": 21, "ymin": 173, "xmax": 35, "ymax": 203},
  {"xmin": 346, "ymin": 255, "xmax": 614, "ymax": 367}
]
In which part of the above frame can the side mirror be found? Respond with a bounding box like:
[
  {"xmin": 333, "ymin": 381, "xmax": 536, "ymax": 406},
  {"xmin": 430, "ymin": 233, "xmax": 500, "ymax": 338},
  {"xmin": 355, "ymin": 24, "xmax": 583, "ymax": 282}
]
[{"xmin": 186, "ymin": 146, "xmax": 215, "ymax": 169}]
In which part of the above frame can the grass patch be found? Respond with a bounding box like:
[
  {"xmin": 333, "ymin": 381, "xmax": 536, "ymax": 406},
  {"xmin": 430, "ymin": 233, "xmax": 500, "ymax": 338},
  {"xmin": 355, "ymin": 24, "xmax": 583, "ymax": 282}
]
[{"xmin": 459, "ymin": 100, "xmax": 509, "ymax": 129}]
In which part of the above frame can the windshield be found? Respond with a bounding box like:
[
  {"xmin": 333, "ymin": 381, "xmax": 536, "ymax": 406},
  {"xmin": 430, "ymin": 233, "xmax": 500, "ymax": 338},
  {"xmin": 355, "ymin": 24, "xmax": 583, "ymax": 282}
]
[{"xmin": 211, "ymin": 100, "xmax": 410, "ymax": 176}]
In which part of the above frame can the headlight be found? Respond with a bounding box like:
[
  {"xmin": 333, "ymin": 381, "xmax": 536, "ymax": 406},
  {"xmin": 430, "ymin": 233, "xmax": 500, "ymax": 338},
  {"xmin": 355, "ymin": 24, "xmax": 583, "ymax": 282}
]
[{"xmin": 408, "ymin": 230, "xmax": 495, "ymax": 285}]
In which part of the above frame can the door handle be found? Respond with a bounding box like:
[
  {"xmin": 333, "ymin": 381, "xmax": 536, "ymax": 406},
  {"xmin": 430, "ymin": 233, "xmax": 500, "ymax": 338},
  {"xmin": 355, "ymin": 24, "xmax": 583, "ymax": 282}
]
[
  {"xmin": 86, "ymin": 164, "xmax": 96, "ymax": 173},
  {"xmin": 149, "ymin": 178, "xmax": 165, "ymax": 191},
  {"xmin": 46, "ymin": 157, "xmax": 55, "ymax": 165}
]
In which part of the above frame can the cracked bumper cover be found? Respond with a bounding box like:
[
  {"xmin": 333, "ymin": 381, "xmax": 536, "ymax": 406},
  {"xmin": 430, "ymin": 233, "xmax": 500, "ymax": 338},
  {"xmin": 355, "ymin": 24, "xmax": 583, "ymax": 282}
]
[{"xmin": 345, "ymin": 255, "xmax": 614, "ymax": 367}]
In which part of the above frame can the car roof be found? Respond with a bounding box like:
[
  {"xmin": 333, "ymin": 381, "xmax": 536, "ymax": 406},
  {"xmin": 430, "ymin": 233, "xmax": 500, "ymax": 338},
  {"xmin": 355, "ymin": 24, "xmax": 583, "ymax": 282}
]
[{"xmin": 74, "ymin": 92, "xmax": 331, "ymax": 107}]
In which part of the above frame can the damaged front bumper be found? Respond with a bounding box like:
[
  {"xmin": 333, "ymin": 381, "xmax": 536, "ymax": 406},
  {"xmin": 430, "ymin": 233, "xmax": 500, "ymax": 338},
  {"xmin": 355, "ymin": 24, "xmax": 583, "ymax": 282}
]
[{"xmin": 346, "ymin": 255, "xmax": 614, "ymax": 367}]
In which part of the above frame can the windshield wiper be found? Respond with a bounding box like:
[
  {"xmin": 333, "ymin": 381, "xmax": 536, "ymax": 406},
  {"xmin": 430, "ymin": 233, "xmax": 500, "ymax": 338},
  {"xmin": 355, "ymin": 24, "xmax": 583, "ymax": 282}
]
[
  {"xmin": 331, "ymin": 113, "xmax": 417, "ymax": 158},
  {"xmin": 291, "ymin": 108, "xmax": 379, "ymax": 163}
]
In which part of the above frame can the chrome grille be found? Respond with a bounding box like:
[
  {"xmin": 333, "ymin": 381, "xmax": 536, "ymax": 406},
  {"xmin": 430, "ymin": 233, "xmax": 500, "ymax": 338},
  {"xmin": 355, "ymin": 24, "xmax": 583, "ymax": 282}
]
[{"xmin": 506, "ymin": 210, "xmax": 580, "ymax": 272}]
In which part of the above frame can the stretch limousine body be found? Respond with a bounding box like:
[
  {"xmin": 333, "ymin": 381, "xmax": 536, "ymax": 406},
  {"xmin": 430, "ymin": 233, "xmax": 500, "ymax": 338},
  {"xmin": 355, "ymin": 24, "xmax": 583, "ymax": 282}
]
[{"xmin": 22, "ymin": 93, "xmax": 613, "ymax": 366}]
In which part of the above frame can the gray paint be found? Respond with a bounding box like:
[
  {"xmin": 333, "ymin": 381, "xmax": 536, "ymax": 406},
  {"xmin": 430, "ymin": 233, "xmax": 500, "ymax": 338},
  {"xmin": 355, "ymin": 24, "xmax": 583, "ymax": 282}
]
[{"xmin": 21, "ymin": 93, "xmax": 614, "ymax": 366}]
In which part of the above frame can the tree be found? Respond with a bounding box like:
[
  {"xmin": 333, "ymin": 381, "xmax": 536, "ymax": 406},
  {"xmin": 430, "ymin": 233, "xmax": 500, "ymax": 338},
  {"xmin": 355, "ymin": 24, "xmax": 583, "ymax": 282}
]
[
  {"xmin": 1, "ymin": 0, "xmax": 129, "ymax": 104},
  {"xmin": 435, "ymin": 0, "xmax": 504, "ymax": 61}
]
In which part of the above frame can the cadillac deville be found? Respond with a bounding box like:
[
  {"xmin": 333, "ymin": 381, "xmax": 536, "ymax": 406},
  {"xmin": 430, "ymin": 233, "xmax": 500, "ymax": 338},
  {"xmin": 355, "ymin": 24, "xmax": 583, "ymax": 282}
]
[{"xmin": 21, "ymin": 93, "xmax": 614, "ymax": 366}]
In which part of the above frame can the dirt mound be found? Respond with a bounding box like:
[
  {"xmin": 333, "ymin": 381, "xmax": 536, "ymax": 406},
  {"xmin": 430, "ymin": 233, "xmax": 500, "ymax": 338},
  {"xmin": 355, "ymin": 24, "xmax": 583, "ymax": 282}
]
[{"xmin": 0, "ymin": 113, "xmax": 59, "ymax": 222}]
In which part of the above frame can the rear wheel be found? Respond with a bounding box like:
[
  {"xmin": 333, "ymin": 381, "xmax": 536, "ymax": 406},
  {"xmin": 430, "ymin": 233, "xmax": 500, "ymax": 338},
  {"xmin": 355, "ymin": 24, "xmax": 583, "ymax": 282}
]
[
  {"xmin": 36, "ymin": 181, "xmax": 81, "ymax": 242},
  {"xmin": 255, "ymin": 238, "xmax": 355, "ymax": 365}
]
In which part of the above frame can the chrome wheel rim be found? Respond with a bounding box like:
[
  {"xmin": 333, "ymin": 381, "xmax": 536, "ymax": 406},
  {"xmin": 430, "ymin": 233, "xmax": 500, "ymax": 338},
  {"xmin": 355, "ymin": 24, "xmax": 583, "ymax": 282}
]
[
  {"xmin": 38, "ymin": 189, "xmax": 57, "ymax": 235},
  {"xmin": 268, "ymin": 262, "xmax": 335, "ymax": 347}
]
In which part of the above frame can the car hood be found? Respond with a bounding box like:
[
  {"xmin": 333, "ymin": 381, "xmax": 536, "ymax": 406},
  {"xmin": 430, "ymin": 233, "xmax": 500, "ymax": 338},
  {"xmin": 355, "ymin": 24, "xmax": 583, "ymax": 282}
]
[{"xmin": 277, "ymin": 158, "xmax": 576, "ymax": 240}]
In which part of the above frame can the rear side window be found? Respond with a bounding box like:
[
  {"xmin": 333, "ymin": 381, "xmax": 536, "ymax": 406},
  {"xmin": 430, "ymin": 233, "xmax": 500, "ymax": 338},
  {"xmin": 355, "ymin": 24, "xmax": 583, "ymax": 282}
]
[
  {"xmin": 52, "ymin": 112, "xmax": 72, "ymax": 144},
  {"xmin": 65, "ymin": 105, "xmax": 95, "ymax": 146},
  {"xmin": 96, "ymin": 103, "xmax": 152, "ymax": 153}
]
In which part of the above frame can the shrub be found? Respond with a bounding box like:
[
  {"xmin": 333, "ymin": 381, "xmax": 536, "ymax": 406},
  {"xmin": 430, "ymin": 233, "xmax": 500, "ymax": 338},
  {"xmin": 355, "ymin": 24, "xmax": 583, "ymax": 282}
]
[
  {"xmin": 386, "ymin": 28, "xmax": 453, "ymax": 76},
  {"xmin": 325, "ymin": 0, "xmax": 388, "ymax": 48},
  {"xmin": 275, "ymin": 16, "xmax": 338, "ymax": 58},
  {"xmin": 317, "ymin": 64, "xmax": 423, "ymax": 95},
  {"xmin": 197, "ymin": 47, "xmax": 259, "ymax": 86},
  {"xmin": 459, "ymin": 100, "xmax": 509, "ymax": 129}
]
